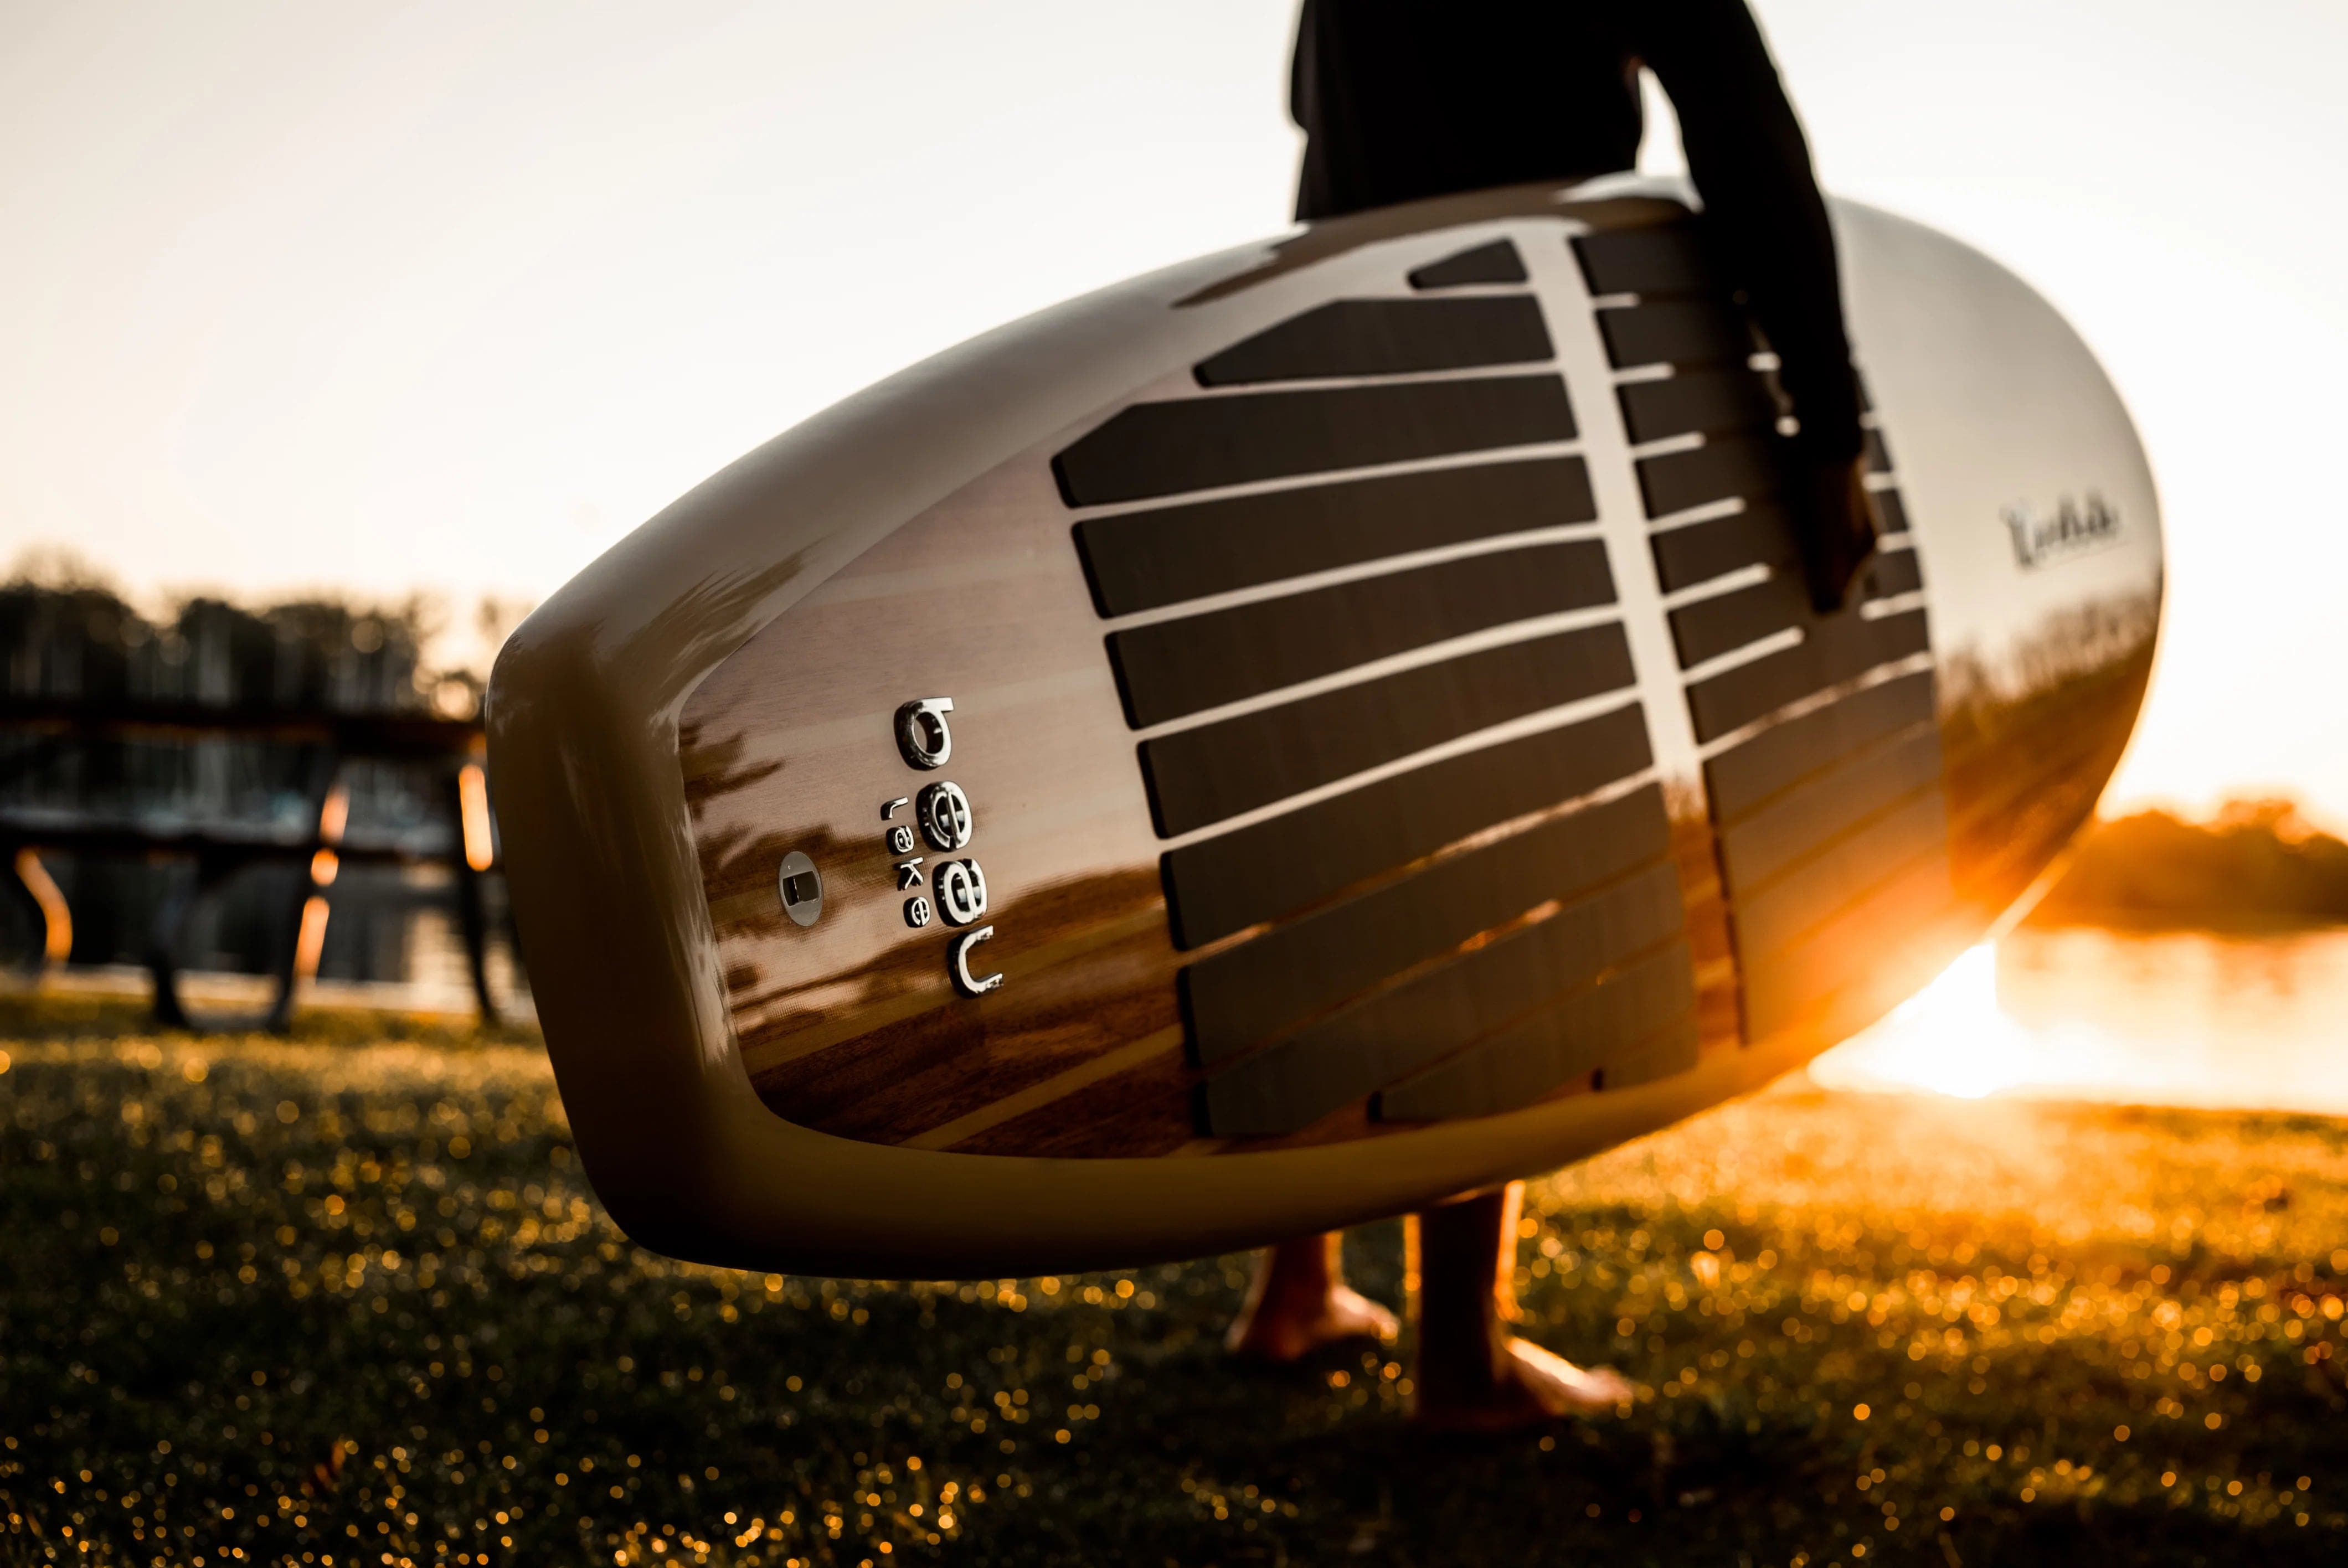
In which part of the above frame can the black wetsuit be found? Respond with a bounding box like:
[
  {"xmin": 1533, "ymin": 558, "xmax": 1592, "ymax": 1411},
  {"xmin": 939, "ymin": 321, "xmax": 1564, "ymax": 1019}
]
[{"xmin": 1290, "ymin": 0, "xmax": 1863, "ymax": 468}]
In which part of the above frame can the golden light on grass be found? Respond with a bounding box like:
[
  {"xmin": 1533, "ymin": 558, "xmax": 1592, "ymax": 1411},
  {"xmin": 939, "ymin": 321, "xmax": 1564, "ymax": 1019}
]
[{"xmin": 2, "ymin": 996, "xmax": 2343, "ymax": 1562}]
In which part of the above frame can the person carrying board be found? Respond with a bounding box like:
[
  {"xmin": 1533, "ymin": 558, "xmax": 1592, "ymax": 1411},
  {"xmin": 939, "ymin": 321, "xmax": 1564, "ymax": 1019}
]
[{"xmin": 1226, "ymin": 0, "xmax": 1877, "ymax": 1433}]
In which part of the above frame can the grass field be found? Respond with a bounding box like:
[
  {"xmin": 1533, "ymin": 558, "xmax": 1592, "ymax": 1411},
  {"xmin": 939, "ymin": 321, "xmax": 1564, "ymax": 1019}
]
[{"xmin": 2, "ymin": 996, "xmax": 2344, "ymax": 1567}]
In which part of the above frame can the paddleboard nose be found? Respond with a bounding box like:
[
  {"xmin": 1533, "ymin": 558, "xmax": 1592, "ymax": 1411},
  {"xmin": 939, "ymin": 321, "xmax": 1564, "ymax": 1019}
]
[{"xmin": 1832, "ymin": 200, "xmax": 2164, "ymax": 931}]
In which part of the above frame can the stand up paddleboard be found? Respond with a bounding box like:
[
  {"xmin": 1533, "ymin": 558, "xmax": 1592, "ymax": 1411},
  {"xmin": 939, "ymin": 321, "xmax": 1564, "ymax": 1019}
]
[{"xmin": 488, "ymin": 177, "xmax": 2161, "ymax": 1277}]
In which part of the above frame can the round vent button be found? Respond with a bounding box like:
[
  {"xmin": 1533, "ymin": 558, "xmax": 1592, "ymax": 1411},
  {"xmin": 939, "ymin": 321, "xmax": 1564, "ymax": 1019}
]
[{"xmin": 777, "ymin": 850, "xmax": 825, "ymax": 928}]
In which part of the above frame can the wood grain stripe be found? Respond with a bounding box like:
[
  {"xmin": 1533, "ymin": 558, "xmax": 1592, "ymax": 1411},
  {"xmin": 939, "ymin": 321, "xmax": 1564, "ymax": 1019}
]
[
  {"xmin": 1595, "ymin": 1013, "xmax": 1703, "ymax": 1089},
  {"xmin": 1637, "ymin": 435, "xmax": 1778, "ymax": 518},
  {"xmin": 1717, "ymin": 726, "xmax": 1944, "ymax": 896},
  {"xmin": 1185, "ymin": 783, "xmax": 1671, "ymax": 1066},
  {"xmin": 1194, "ymin": 296, "xmax": 1554, "ymax": 386},
  {"xmin": 1597, "ymin": 300, "xmax": 1749, "ymax": 369},
  {"xmin": 1650, "ymin": 503, "xmax": 1802, "ymax": 592},
  {"xmin": 1703, "ymin": 670, "xmax": 1938, "ymax": 822},
  {"xmin": 1373, "ymin": 938, "xmax": 1696, "ymax": 1120},
  {"xmin": 1743, "ymin": 853, "xmax": 1959, "ymax": 1035},
  {"xmin": 1409, "ymin": 239, "xmax": 1528, "ymax": 289},
  {"xmin": 1199, "ymin": 860, "xmax": 1686, "ymax": 1137},
  {"xmin": 898, "ymin": 1025, "xmax": 1186, "ymax": 1151},
  {"xmin": 1618, "ymin": 368, "xmax": 1778, "ymax": 443},
  {"xmin": 1139, "ymin": 620, "xmax": 1635, "ymax": 837},
  {"xmin": 1072, "ymin": 456, "xmax": 1598, "ymax": 618},
  {"xmin": 1052, "ymin": 375, "xmax": 1577, "ymax": 507},
  {"xmin": 1571, "ymin": 224, "xmax": 1712, "ymax": 295},
  {"xmin": 1671, "ymin": 557, "xmax": 1922, "ymax": 672},
  {"xmin": 1106, "ymin": 539, "xmax": 1616, "ymax": 728},
  {"xmin": 1865, "ymin": 547, "xmax": 1923, "ymax": 599},
  {"xmin": 736, "ymin": 901, "xmax": 1170, "ymax": 1076},
  {"xmin": 1685, "ymin": 610, "xmax": 1930, "ymax": 742},
  {"xmin": 1669, "ymin": 576, "xmax": 1809, "ymax": 668},
  {"xmin": 1162, "ymin": 699, "xmax": 1654, "ymax": 947},
  {"xmin": 1732, "ymin": 787, "xmax": 1950, "ymax": 961}
]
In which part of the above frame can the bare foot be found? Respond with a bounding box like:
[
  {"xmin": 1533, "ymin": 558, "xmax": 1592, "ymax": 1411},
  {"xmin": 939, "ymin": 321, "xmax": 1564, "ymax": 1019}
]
[
  {"xmin": 1412, "ymin": 1337, "xmax": 1635, "ymax": 1436},
  {"xmin": 1226, "ymin": 1281, "xmax": 1400, "ymax": 1363}
]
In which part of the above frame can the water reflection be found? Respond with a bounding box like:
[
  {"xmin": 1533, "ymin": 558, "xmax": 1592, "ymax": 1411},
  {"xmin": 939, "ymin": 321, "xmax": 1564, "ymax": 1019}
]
[{"xmin": 1810, "ymin": 927, "xmax": 2348, "ymax": 1115}]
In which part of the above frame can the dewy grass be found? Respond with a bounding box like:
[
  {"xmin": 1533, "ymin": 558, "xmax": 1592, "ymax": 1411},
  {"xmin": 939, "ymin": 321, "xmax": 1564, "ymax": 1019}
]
[{"xmin": 2, "ymin": 1002, "xmax": 2344, "ymax": 1567}]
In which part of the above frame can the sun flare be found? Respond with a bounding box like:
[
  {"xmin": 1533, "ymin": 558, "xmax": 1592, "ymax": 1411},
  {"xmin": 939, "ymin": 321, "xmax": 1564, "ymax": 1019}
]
[{"xmin": 1811, "ymin": 945, "xmax": 2038, "ymax": 1100}]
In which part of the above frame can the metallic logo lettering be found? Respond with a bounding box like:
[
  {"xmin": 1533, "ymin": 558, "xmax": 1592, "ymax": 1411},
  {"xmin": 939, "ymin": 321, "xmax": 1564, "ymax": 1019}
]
[
  {"xmin": 883, "ymin": 704, "xmax": 1005, "ymax": 996},
  {"xmin": 950, "ymin": 925, "xmax": 1002, "ymax": 996},
  {"xmin": 935, "ymin": 859, "xmax": 988, "ymax": 926},
  {"xmin": 894, "ymin": 697, "xmax": 955, "ymax": 770},
  {"xmin": 917, "ymin": 781, "xmax": 974, "ymax": 852}
]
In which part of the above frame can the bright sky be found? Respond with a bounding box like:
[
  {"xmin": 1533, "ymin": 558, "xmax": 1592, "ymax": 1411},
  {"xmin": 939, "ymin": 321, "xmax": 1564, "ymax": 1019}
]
[{"xmin": 3, "ymin": 1, "xmax": 2342, "ymax": 822}]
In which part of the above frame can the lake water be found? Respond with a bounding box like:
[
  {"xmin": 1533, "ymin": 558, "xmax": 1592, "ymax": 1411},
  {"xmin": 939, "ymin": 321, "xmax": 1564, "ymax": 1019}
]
[{"xmin": 1810, "ymin": 926, "xmax": 2348, "ymax": 1116}]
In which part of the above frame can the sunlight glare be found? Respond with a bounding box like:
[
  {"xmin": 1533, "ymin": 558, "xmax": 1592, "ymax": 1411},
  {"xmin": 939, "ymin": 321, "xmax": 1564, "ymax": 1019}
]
[
  {"xmin": 1809, "ymin": 931, "xmax": 2348, "ymax": 1116},
  {"xmin": 1810, "ymin": 945, "xmax": 2036, "ymax": 1099}
]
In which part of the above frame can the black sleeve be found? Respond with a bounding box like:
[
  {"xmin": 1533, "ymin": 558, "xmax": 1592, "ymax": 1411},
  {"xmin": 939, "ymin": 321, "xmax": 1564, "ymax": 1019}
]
[
  {"xmin": 1638, "ymin": 0, "xmax": 1864, "ymax": 463},
  {"xmin": 1290, "ymin": 0, "xmax": 1317, "ymax": 132}
]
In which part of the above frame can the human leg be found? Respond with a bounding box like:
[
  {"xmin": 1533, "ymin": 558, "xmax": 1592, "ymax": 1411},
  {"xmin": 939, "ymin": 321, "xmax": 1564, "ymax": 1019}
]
[
  {"xmin": 1224, "ymin": 1230, "xmax": 1399, "ymax": 1362},
  {"xmin": 1410, "ymin": 1182, "xmax": 1633, "ymax": 1432}
]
